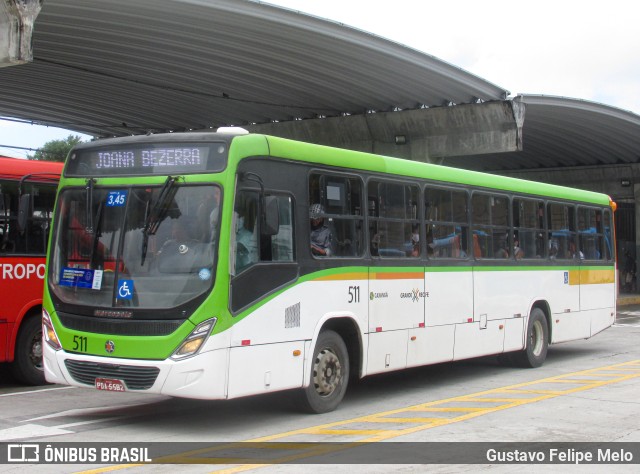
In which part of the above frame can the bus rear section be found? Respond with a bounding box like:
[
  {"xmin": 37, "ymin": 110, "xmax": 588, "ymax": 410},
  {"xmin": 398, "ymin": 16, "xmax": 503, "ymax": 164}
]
[{"xmin": 0, "ymin": 156, "xmax": 61, "ymax": 384}]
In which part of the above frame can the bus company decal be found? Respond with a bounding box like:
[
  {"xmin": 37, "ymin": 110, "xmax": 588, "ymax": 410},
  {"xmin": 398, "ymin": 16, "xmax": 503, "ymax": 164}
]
[
  {"xmin": 105, "ymin": 340, "xmax": 115, "ymax": 353},
  {"xmin": 0, "ymin": 263, "xmax": 46, "ymax": 280},
  {"xmin": 370, "ymin": 291, "xmax": 388, "ymax": 300},
  {"xmin": 400, "ymin": 288, "xmax": 428, "ymax": 302}
]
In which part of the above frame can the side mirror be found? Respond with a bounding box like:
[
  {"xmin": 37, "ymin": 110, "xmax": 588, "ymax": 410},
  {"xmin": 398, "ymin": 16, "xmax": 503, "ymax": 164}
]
[
  {"xmin": 18, "ymin": 193, "xmax": 31, "ymax": 232},
  {"xmin": 262, "ymin": 195, "xmax": 280, "ymax": 236}
]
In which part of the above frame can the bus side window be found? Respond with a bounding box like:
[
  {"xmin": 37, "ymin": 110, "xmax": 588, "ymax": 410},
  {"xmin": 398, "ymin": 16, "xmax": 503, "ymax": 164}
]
[
  {"xmin": 368, "ymin": 180, "xmax": 419, "ymax": 258},
  {"xmin": 309, "ymin": 173, "xmax": 364, "ymax": 258},
  {"xmin": 270, "ymin": 195, "xmax": 294, "ymax": 262},
  {"xmin": 513, "ymin": 198, "xmax": 545, "ymax": 259},
  {"xmin": 425, "ymin": 186, "xmax": 468, "ymax": 259},
  {"xmin": 234, "ymin": 191, "xmax": 259, "ymax": 274},
  {"xmin": 472, "ymin": 193, "xmax": 509, "ymax": 259}
]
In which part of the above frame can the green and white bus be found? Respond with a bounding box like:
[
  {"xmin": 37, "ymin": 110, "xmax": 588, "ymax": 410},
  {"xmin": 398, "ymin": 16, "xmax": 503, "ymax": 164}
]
[{"xmin": 42, "ymin": 130, "xmax": 616, "ymax": 413}]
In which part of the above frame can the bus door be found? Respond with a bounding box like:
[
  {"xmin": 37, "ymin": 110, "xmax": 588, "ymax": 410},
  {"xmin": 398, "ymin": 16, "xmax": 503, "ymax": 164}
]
[
  {"xmin": 419, "ymin": 187, "xmax": 472, "ymax": 365},
  {"xmin": 367, "ymin": 181, "xmax": 423, "ymax": 374}
]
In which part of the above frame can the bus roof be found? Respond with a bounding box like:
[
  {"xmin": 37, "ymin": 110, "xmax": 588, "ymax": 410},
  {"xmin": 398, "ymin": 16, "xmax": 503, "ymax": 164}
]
[
  {"xmin": 259, "ymin": 135, "xmax": 612, "ymax": 207},
  {"xmin": 0, "ymin": 156, "xmax": 63, "ymax": 181}
]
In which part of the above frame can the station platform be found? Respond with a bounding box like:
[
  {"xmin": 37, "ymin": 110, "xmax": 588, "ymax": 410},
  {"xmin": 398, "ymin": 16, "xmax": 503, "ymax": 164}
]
[{"xmin": 617, "ymin": 294, "xmax": 640, "ymax": 306}]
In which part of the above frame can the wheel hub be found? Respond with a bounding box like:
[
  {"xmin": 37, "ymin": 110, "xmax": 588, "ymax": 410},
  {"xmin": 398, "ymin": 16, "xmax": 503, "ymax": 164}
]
[{"xmin": 313, "ymin": 348, "xmax": 342, "ymax": 396}]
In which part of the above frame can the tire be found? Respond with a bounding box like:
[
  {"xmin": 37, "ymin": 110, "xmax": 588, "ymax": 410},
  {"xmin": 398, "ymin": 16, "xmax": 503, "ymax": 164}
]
[
  {"xmin": 297, "ymin": 330, "xmax": 349, "ymax": 414},
  {"xmin": 513, "ymin": 308, "xmax": 549, "ymax": 368},
  {"xmin": 10, "ymin": 316, "xmax": 46, "ymax": 385}
]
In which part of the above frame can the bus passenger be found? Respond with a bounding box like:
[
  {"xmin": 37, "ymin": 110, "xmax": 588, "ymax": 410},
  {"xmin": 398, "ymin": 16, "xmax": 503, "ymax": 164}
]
[
  {"xmin": 310, "ymin": 203, "xmax": 332, "ymax": 256},
  {"xmin": 513, "ymin": 235, "xmax": 525, "ymax": 259},
  {"xmin": 549, "ymin": 237, "xmax": 559, "ymax": 259},
  {"xmin": 569, "ymin": 240, "xmax": 584, "ymax": 260},
  {"xmin": 495, "ymin": 234, "xmax": 509, "ymax": 258},
  {"xmin": 410, "ymin": 223, "xmax": 420, "ymax": 257}
]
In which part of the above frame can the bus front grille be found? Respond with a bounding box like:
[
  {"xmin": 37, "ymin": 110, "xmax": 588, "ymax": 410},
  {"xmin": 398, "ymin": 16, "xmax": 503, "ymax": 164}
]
[
  {"xmin": 58, "ymin": 312, "xmax": 183, "ymax": 336},
  {"xmin": 64, "ymin": 360, "xmax": 160, "ymax": 390}
]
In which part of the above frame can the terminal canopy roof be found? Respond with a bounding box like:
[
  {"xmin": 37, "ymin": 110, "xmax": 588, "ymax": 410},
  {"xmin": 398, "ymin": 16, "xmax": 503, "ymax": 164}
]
[
  {"xmin": 0, "ymin": 0, "xmax": 506, "ymax": 137},
  {"xmin": 1, "ymin": 0, "xmax": 639, "ymax": 173}
]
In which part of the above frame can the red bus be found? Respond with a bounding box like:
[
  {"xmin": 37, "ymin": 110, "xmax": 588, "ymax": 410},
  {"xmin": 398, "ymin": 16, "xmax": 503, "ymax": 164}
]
[{"xmin": 0, "ymin": 156, "xmax": 62, "ymax": 384}]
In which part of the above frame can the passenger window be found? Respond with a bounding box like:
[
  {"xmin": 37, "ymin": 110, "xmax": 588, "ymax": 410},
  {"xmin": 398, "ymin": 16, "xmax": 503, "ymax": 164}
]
[
  {"xmin": 425, "ymin": 187, "xmax": 468, "ymax": 259},
  {"xmin": 547, "ymin": 203, "xmax": 577, "ymax": 260},
  {"xmin": 472, "ymin": 193, "xmax": 510, "ymax": 259},
  {"xmin": 513, "ymin": 198, "xmax": 545, "ymax": 259},
  {"xmin": 0, "ymin": 180, "xmax": 57, "ymax": 255},
  {"xmin": 308, "ymin": 173, "xmax": 364, "ymax": 258},
  {"xmin": 368, "ymin": 180, "xmax": 420, "ymax": 258},
  {"xmin": 603, "ymin": 210, "xmax": 613, "ymax": 260},
  {"xmin": 578, "ymin": 207, "xmax": 604, "ymax": 261}
]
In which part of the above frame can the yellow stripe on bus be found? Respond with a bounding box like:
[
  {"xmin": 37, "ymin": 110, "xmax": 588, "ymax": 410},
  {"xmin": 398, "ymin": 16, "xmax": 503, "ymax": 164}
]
[
  {"xmin": 569, "ymin": 269, "xmax": 615, "ymax": 285},
  {"xmin": 370, "ymin": 272, "xmax": 424, "ymax": 280}
]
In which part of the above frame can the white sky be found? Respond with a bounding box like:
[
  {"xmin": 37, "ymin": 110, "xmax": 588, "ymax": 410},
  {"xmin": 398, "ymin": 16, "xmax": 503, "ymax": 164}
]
[{"xmin": 1, "ymin": 0, "xmax": 638, "ymax": 158}]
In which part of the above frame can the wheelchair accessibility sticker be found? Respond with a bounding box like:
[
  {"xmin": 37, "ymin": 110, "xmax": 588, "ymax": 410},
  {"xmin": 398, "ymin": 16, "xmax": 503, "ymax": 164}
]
[{"xmin": 117, "ymin": 279, "xmax": 134, "ymax": 300}]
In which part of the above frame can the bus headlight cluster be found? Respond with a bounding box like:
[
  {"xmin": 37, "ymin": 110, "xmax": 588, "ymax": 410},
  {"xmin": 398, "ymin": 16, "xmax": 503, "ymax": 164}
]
[
  {"xmin": 42, "ymin": 308, "xmax": 61, "ymax": 350},
  {"xmin": 171, "ymin": 318, "xmax": 217, "ymax": 360}
]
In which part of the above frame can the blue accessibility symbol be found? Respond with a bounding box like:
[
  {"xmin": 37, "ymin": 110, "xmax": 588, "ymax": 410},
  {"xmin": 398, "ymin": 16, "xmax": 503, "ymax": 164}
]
[{"xmin": 117, "ymin": 279, "xmax": 134, "ymax": 300}]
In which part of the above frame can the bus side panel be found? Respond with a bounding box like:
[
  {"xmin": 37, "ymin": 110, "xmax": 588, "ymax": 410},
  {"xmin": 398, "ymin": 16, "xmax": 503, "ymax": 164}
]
[
  {"xmin": 407, "ymin": 325, "xmax": 454, "ymax": 367},
  {"xmin": 0, "ymin": 256, "xmax": 46, "ymax": 360},
  {"xmin": 551, "ymin": 312, "xmax": 591, "ymax": 343},
  {"xmin": 366, "ymin": 330, "xmax": 408, "ymax": 375},
  {"xmin": 589, "ymin": 308, "xmax": 616, "ymax": 336},
  {"xmin": 549, "ymin": 269, "xmax": 587, "ymax": 343},
  {"xmin": 579, "ymin": 267, "xmax": 615, "ymax": 337},
  {"xmin": 579, "ymin": 268, "xmax": 615, "ymax": 311},
  {"xmin": 425, "ymin": 270, "xmax": 473, "ymax": 326},
  {"xmin": 473, "ymin": 269, "xmax": 532, "ymax": 324},
  {"xmin": 453, "ymin": 320, "xmax": 505, "ymax": 360},
  {"xmin": 368, "ymin": 269, "xmax": 423, "ymax": 332},
  {"xmin": 0, "ymin": 321, "xmax": 9, "ymax": 362},
  {"xmin": 227, "ymin": 342, "xmax": 305, "ymax": 398}
]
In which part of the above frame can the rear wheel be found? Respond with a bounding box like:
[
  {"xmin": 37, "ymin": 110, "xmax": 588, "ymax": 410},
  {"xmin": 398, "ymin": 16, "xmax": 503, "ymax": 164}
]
[
  {"xmin": 10, "ymin": 316, "xmax": 46, "ymax": 385},
  {"xmin": 297, "ymin": 330, "xmax": 349, "ymax": 414},
  {"xmin": 513, "ymin": 308, "xmax": 548, "ymax": 368}
]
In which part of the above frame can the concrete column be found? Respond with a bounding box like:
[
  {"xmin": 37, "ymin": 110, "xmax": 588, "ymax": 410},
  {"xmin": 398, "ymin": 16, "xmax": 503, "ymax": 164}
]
[{"xmin": 0, "ymin": 0, "xmax": 43, "ymax": 67}]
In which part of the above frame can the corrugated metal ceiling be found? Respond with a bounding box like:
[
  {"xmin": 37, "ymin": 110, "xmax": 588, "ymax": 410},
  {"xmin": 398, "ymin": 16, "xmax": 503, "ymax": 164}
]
[
  {"xmin": 1, "ymin": 0, "xmax": 639, "ymax": 174},
  {"xmin": 0, "ymin": 0, "xmax": 507, "ymax": 137}
]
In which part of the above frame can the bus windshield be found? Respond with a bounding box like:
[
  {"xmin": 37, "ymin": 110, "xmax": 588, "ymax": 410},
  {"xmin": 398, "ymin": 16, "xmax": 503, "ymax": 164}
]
[{"xmin": 49, "ymin": 183, "xmax": 220, "ymax": 311}]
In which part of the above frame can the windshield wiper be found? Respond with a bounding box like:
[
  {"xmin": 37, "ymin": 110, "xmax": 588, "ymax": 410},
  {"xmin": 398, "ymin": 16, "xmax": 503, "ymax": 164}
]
[
  {"xmin": 85, "ymin": 178, "xmax": 95, "ymax": 233},
  {"xmin": 140, "ymin": 176, "xmax": 179, "ymax": 265},
  {"xmin": 89, "ymin": 201, "xmax": 104, "ymax": 269}
]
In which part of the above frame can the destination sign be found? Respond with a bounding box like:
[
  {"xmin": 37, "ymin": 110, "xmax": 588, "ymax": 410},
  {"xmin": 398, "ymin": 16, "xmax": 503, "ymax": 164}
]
[{"xmin": 65, "ymin": 142, "xmax": 227, "ymax": 177}]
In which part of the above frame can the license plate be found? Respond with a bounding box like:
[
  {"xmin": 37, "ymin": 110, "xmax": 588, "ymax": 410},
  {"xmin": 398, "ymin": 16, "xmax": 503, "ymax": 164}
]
[{"xmin": 95, "ymin": 378, "xmax": 126, "ymax": 392}]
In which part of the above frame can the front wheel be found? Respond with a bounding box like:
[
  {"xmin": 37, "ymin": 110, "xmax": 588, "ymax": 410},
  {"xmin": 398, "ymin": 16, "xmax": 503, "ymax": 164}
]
[
  {"xmin": 10, "ymin": 316, "xmax": 46, "ymax": 385},
  {"xmin": 513, "ymin": 308, "xmax": 549, "ymax": 368},
  {"xmin": 297, "ymin": 330, "xmax": 349, "ymax": 414}
]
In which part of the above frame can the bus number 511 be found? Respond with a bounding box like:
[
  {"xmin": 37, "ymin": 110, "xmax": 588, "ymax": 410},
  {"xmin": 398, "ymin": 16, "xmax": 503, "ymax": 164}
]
[
  {"xmin": 73, "ymin": 335, "xmax": 87, "ymax": 352},
  {"xmin": 348, "ymin": 286, "xmax": 360, "ymax": 303}
]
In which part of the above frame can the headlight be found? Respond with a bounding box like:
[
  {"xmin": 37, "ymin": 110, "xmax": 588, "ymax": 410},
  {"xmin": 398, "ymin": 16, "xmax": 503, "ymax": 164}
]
[
  {"xmin": 42, "ymin": 309, "xmax": 62, "ymax": 350},
  {"xmin": 171, "ymin": 318, "xmax": 217, "ymax": 360}
]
